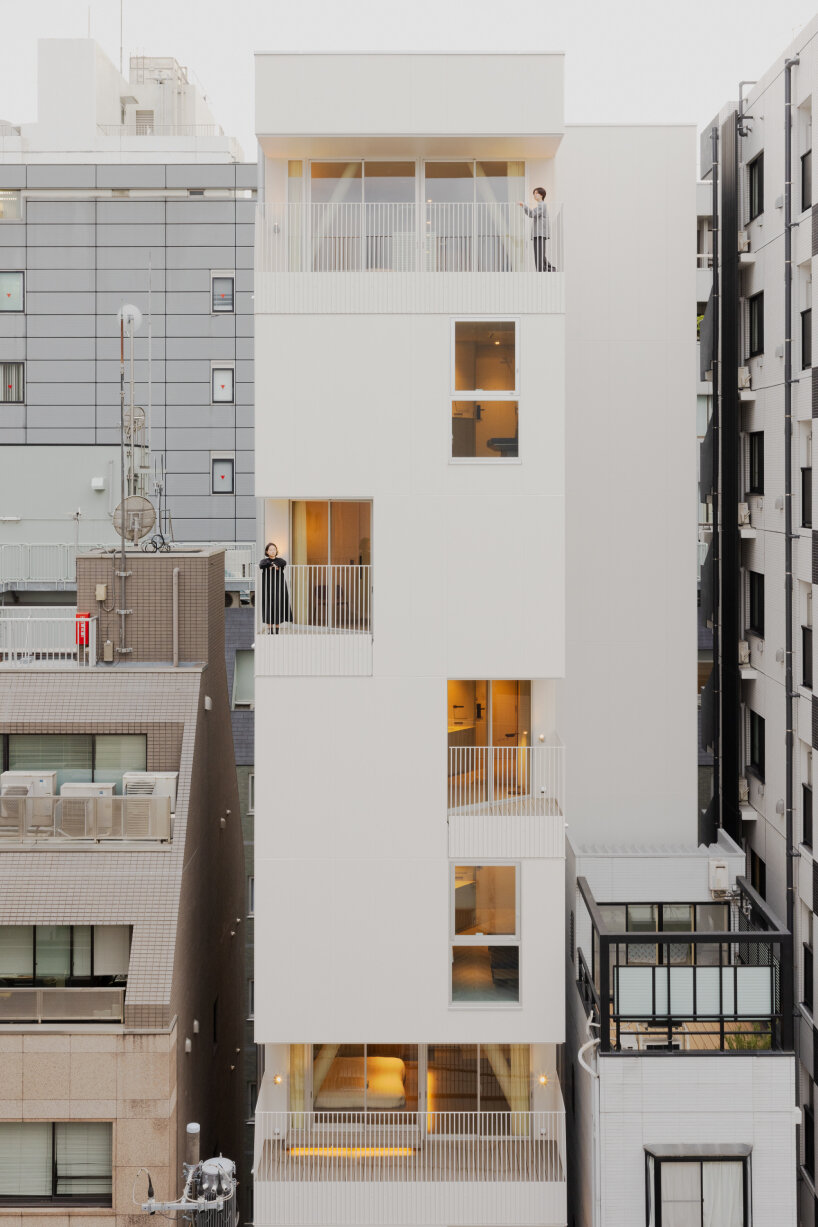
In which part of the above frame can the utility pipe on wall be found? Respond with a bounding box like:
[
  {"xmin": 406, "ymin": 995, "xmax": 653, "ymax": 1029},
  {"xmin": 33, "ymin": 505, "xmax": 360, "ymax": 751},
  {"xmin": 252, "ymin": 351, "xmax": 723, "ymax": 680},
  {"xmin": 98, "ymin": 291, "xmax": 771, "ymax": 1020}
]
[
  {"xmin": 172, "ymin": 567, "xmax": 180, "ymax": 667},
  {"xmin": 577, "ymin": 1014, "xmax": 601, "ymax": 1227}
]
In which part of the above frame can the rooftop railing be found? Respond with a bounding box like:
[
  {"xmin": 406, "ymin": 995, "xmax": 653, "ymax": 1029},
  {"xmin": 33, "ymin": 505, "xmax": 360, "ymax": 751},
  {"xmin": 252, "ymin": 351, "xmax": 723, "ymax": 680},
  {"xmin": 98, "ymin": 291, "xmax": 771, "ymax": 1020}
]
[
  {"xmin": 0, "ymin": 542, "xmax": 255, "ymax": 588},
  {"xmin": 0, "ymin": 794, "xmax": 172, "ymax": 843},
  {"xmin": 575, "ymin": 876, "xmax": 792, "ymax": 1053},
  {"xmin": 0, "ymin": 985, "xmax": 124, "ymax": 1023},
  {"xmin": 257, "ymin": 202, "xmax": 563, "ymax": 275},
  {"xmin": 254, "ymin": 1110, "xmax": 566, "ymax": 1226},
  {"xmin": 97, "ymin": 123, "xmax": 225, "ymax": 137},
  {"xmin": 0, "ymin": 612, "xmax": 97, "ymax": 667}
]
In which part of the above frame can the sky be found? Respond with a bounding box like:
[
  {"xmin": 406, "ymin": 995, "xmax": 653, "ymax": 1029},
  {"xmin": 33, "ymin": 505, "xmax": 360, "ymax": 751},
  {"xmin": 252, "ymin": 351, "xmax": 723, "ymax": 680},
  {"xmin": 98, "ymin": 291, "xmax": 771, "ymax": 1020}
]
[{"xmin": 1, "ymin": 0, "xmax": 818, "ymax": 161}]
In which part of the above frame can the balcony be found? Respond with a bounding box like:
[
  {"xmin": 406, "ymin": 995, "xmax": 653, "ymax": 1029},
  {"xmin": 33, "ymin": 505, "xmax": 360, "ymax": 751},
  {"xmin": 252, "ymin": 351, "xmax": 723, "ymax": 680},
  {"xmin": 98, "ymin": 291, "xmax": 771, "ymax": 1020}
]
[
  {"xmin": 255, "ymin": 202, "xmax": 565, "ymax": 315},
  {"xmin": 575, "ymin": 876, "xmax": 792, "ymax": 1053},
  {"xmin": 256, "ymin": 562, "xmax": 373, "ymax": 677},
  {"xmin": 0, "ymin": 609, "xmax": 97, "ymax": 667},
  {"xmin": 0, "ymin": 794, "xmax": 172, "ymax": 843},
  {"xmin": 253, "ymin": 1110, "xmax": 566, "ymax": 1226},
  {"xmin": 448, "ymin": 742, "xmax": 565, "ymax": 858},
  {"xmin": 0, "ymin": 985, "xmax": 124, "ymax": 1024}
]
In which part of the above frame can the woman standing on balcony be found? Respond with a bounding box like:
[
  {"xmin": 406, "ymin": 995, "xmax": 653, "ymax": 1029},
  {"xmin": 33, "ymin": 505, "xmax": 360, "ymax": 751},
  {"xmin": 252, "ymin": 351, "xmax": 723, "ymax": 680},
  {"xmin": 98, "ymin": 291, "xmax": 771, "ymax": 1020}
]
[
  {"xmin": 517, "ymin": 188, "xmax": 551, "ymax": 271},
  {"xmin": 259, "ymin": 543, "xmax": 292, "ymax": 634}
]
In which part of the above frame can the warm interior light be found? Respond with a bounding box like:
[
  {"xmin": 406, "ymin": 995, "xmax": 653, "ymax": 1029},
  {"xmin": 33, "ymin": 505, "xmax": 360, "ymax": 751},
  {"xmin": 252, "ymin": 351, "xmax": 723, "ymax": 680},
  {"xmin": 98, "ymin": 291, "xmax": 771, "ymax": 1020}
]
[
  {"xmin": 289, "ymin": 1147, "xmax": 414, "ymax": 1157},
  {"xmin": 273, "ymin": 1074, "xmax": 283, "ymax": 1085},
  {"xmin": 538, "ymin": 1074, "xmax": 548, "ymax": 1086}
]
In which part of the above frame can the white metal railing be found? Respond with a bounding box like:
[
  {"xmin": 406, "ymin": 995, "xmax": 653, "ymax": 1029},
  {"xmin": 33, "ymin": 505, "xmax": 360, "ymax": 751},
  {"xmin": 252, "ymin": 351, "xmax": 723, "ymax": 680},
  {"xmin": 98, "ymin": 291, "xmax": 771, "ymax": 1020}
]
[
  {"xmin": 0, "ymin": 794, "xmax": 172, "ymax": 842},
  {"xmin": 254, "ymin": 1111, "xmax": 565, "ymax": 1226},
  {"xmin": 448, "ymin": 743, "xmax": 564, "ymax": 816},
  {"xmin": 0, "ymin": 542, "xmax": 79, "ymax": 586},
  {"xmin": 257, "ymin": 564, "xmax": 372, "ymax": 635},
  {"xmin": 0, "ymin": 613, "xmax": 97, "ymax": 666},
  {"xmin": 0, "ymin": 986, "xmax": 124, "ymax": 1023},
  {"xmin": 97, "ymin": 123, "xmax": 225, "ymax": 137},
  {"xmin": 257, "ymin": 202, "xmax": 563, "ymax": 275}
]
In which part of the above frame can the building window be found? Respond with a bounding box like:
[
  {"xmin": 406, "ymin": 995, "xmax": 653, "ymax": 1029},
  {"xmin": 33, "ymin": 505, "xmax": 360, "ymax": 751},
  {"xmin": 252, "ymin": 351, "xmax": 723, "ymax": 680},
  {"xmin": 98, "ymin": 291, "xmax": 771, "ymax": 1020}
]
[
  {"xmin": 748, "ymin": 153, "xmax": 764, "ymax": 220},
  {"xmin": 211, "ymin": 456, "xmax": 234, "ymax": 494},
  {"xmin": 805, "ymin": 626, "xmax": 814, "ymax": 689},
  {"xmin": 451, "ymin": 320, "xmax": 518, "ymax": 460},
  {"xmin": 248, "ymin": 773, "xmax": 254, "ymax": 812},
  {"xmin": 0, "ymin": 272, "xmax": 23, "ymax": 312},
  {"xmin": 806, "ymin": 1092, "xmax": 816, "ymax": 1180},
  {"xmin": 211, "ymin": 273, "xmax": 235, "ymax": 313},
  {"xmin": 804, "ymin": 309, "xmax": 813, "ymax": 370},
  {"xmin": 646, "ymin": 1154, "xmax": 749, "ymax": 1227},
  {"xmin": 248, "ymin": 876, "xmax": 254, "ymax": 916},
  {"xmin": 805, "ymin": 783, "xmax": 814, "ymax": 849},
  {"xmin": 0, "ymin": 361, "xmax": 23, "ymax": 403},
  {"xmin": 232, "ymin": 649, "xmax": 254, "ymax": 709},
  {"xmin": 212, "ymin": 995, "xmax": 219, "ymax": 1046},
  {"xmin": 0, "ymin": 190, "xmax": 22, "ymax": 221},
  {"xmin": 212, "ymin": 366, "xmax": 235, "ymax": 404},
  {"xmin": 748, "ymin": 571, "xmax": 764, "ymax": 637},
  {"xmin": 805, "ymin": 944, "xmax": 815, "ymax": 1014},
  {"xmin": 749, "ymin": 711, "xmax": 765, "ymax": 781},
  {"xmin": 748, "ymin": 431, "xmax": 764, "ymax": 494},
  {"xmin": 6, "ymin": 731, "xmax": 146, "ymax": 793},
  {"xmin": 0, "ymin": 1121, "xmax": 112, "ymax": 1205},
  {"xmin": 804, "ymin": 467, "xmax": 813, "ymax": 528},
  {"xmin": 247, "ymin": 1081, "xmax": 258, "ymax": 1121},
  {"xmin": 749, "ymin": 847, "xmax": 766, "ymax": 898},
  {"xmin": 804, "ymin": 149, "xmax": 813, "ymax": 212},
  {"xmin": 0, "ymin": 924, "xmax": 130, "ymax": 985},
  {"xmin": 451, "ymin": 864, "xmax": 519, "ymax": 1005},
  {"xmin": 749, "ymin": 292, "xmax": 764, "ymax": 357}
]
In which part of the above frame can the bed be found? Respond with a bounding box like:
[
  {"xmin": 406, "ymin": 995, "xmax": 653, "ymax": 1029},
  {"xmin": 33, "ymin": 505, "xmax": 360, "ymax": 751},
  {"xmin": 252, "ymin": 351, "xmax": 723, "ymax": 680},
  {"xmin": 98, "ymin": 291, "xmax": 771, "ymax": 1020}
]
[{"xmin": 313, "ymin": 1056, "xmax": 406, "ymax": 1110}]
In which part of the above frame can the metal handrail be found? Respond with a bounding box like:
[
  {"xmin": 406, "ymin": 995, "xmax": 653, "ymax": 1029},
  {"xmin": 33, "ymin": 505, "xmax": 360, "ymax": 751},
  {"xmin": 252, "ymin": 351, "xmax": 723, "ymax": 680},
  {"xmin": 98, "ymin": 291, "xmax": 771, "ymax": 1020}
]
[{"xmin": 0, "ymin": 985, "xmax": 124, "ymax": 1023}]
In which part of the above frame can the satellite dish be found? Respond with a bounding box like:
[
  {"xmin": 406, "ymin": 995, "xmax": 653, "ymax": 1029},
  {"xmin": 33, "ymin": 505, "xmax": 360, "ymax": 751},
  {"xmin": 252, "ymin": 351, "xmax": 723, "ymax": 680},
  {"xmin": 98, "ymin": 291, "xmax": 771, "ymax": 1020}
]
[
  {"xmin": 117, "ymin": 303, "xmax": 143, "ymax": 330},
  {"xmin": 113, "ymin": 495, "xmax": 156, "ymax": 544},
  {"xmin": 124, "ymin": 405, "xmax": 145, "ymax": 440}
]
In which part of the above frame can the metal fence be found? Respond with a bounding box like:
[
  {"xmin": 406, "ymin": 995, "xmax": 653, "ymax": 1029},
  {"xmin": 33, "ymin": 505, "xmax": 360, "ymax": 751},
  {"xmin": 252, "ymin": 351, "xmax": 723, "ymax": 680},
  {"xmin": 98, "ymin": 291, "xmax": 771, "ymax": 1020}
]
[
  {"xmin": 448, "ymin": 744, "xmax": 564, "ymax": 817},
  {"xmin": 0, "ymin": 794, "xmax": 171, "ymax": 842},
  {"xmin": 257, "ymin": 202, "xmax": 563, "ymax": 275},
  {"xmin": 0, "ymin": 613, "xmax": 97, "ymax": 666},
  {"xmin": 0, "ymin": 986, "xmax": 124, "ymax": 1023},
  {"xmin": 257, "ymin": 564, "xmax": 372, "ymax": 635}
]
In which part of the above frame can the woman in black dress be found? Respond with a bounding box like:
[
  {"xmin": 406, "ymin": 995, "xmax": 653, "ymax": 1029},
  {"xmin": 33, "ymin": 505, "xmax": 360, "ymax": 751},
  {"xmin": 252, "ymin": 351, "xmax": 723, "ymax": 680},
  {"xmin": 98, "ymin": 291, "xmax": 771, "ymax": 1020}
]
[{"xmin": 259, "ymin": 543, "xmax": 293, "ymax": 633}]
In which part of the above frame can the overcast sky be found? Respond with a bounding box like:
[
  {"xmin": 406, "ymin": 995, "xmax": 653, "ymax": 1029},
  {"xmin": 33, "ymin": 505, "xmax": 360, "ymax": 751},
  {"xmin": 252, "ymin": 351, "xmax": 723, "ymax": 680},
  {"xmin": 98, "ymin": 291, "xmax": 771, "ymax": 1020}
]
[{"xmin": 1, "ymin": 0, "xmax": 818, "ymax": 160}]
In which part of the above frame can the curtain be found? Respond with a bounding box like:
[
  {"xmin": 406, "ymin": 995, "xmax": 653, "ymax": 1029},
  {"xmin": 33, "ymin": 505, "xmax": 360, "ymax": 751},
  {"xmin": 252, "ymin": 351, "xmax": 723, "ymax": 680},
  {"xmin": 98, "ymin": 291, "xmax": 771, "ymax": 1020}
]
[
  {"xmin": 0, "ymin": 1123, "xmax": 51, "ymax": 1196},
  {"xmin": 9, "ymin": 733, "xmax": 92, "ymax": 791},
  {"xmin": 703, "ymin": 1160, "xmax": 744, "ymax": 1227},
  {"xmin": 55, "ymin": 1122, "xmax": 112, "ymax": 1195},
  {"xmin": 660, "ymin": 1161, "xmax": 701, "ymax": 1226},
  {"xmin": 94, "ymin": 734, "xmax": 146, "ymax": 794},
  {"xmin": 0, "ymin": 925, "xmax": 33, "ymax": 978},
  {"xmin": 0, "ymin": 361, "xmax": 23, "ymax": 403}
]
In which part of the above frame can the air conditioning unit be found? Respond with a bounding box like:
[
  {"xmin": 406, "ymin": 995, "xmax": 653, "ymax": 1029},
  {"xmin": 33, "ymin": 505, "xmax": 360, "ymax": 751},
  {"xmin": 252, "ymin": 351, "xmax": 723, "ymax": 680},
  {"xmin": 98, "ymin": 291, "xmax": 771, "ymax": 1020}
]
[
  {"xmin": 738, "ymin": 502, "xmax": 751, "ymax": 526},
  {"xmin": 59, "ymin": 782, "xmax": 116, "ymax": 835},
  {"xmin": 0, "ymin": 770, "xmax": 56, "ymax": 797},
  {"xmin": 738, "ymin": 230, "xmax": 750, "ymax": 253},
  {"xmin": 739, "ymin": 640, "xmax": 751, "ymax": 666},
  {"xmin": 738, "ymin": 366, "xmax": 752, "ymax": 389},
  {"xmin": 225, "ymin": 591, "xmax": 241, "ymax": 609},
  {"xmin": 738, "ymin": 775, "xmax": 750, "ymax": 803},
  {"xmin": 122, "ymin": 771, "xmax": 178, "ymax": 813},
  {"xmin": 709, "ymin": 858, "xmax": 730, "ymax": 893}
]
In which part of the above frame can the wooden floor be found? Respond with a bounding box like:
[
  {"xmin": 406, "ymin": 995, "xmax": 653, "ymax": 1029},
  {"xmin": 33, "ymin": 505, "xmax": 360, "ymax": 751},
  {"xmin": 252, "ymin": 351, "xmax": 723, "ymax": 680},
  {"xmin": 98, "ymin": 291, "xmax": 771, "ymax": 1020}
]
[{"xmin": 610, "ymin": 1018, "xmax": 772, "ymax": 1052}]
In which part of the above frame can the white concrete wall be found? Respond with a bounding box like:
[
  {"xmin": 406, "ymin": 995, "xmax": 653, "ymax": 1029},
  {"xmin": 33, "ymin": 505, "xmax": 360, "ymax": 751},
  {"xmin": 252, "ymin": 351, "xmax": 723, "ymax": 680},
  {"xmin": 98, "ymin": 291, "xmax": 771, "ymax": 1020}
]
[
  {"xmin": 0, "ymin": 445, "xmax": 120, "ymax": 545},
  {"xmin": 555, "ymin": 124, "xmax": 698, "ymax": 847}
]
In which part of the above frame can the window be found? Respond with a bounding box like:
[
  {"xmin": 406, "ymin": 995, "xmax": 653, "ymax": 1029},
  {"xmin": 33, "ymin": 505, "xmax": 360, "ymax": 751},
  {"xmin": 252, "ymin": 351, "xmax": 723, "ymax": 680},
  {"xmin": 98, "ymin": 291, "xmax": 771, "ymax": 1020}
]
[
  {"xmin": 0, "ymin": 361, "xmax": 23, "ymax": 403},
  {"xmin": 646, "ymin": 1154, "xmax": 749, "ymax": 1227},
  {"xmin": 6, "ymin": 732, "xmax": 146, "ymax": 792},
  {"xmin": 247, "ymin": 1080, "xmax": 258, "ymax": 1120},
  {"xmin": 232, "ymin": 649, "xmax": 254, "ymax": 709},
  {"xmin": 804, "ymin": 467, "xmax": 813, "ymax": 528},
  {"xmin": 804, "ymin": 309, "xmax": 814, "ymax": 370},
  {"xmin": 804, "ymin": 149, "xmax": 813, "ymax": 212},
  {"xmin": 748, "ymin": 571, "xmax": 764, "ymax": 637},
  {"xmin": 749, "ymin": 847, "xmax": 766, "ymax": 898},
  {"xmin": 212, "ymin": 995, "xmax": 219, "ymax": 1046},
  {"xmin": 451, "ymin": 864, "xmax": 520, "ymax": 1004},
  {"xmin": 248, "ymin": 978, "xmax": 254, "ymax": 1018},
  {"xmin": 0, "ymin": 924, "xmax": 130, "ymax": 985},
  {"xmin": 211, "ymin": 273, "xmax": 235, "ymax": 313},
  {"xmin": 804, "ymin": 942, "xmax": 814, "ymax": 1011},
  {"xmin": 748, "ymin": 431, "xmax": 764, "ymax": 494},
  {"xmin": 748, "ymin": 153, "xmax": 764, "ymax": 220},
  {"xmin": 805, "ymin": 626, "xmax": 814, "ymax": 689},
  {"xmin": 248, "ymin": 876, "xmax": 254, "ymax": 916},
  {"xmin": 0, "ymin": 190, "xmax": 22, "ymax": 221},
  {"xmin": 749, "ymin": 711, "xmax": 765, "ymax": 781},
  {"xmin": 0, "ymin": 1122, "xmax": 112, "ymax": 1205},
  {"xmin": 248, "ymin": 772, "xmax": 255, "ymax": 812},
  {"xmin": 806, "ymin": 1092, "xmax": 816, "ymax": 1180},
  {"xmin": 451, "ymin": 320, "xmax": 518, "ymax": 460},
  {"xmin": 805, "ymin": 783, "xmax": 814, "ymax": 849},
  {"xmin": 749, "ymin": 292, "xmax": 764, "ymax": 356},
  {"xmin": 211, "ymin": 456, "xmax": 235, "ymax": 494},
  {"xmin": 0, "ymin": 272, "xmax": 23, "ymax": 312},
  {"xmin": 212, "ymin": 366, "xmax": 235, "ymax": 404}
]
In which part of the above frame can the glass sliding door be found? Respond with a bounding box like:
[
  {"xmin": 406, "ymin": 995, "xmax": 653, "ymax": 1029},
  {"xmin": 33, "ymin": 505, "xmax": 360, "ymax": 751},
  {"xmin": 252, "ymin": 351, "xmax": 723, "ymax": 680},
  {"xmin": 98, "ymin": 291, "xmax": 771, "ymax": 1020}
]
[
  {"xmin": 290, "ymin": 500, "xmax": 371, "ymax": 631},
  {"xmin": 308, "ymin": 162, "xmax": 417, "ymax": 271},
  {"xmin": 364, "ymin": 162, "xmax": 416, "ymax": 270},
  {"xmin": 310, "ymin": 1044, "xmax": 416, "ymax": 1113},
  {"xmin": 310, "ymin": 162, "xmax": 363, "ymax": 270},
  {"xmin": 425, "ymin": 161, "xmax": 527, "ymax": 270},
  {"xmin": 447, "ymin": 681, "xmax": 531, "ymax": 810}
]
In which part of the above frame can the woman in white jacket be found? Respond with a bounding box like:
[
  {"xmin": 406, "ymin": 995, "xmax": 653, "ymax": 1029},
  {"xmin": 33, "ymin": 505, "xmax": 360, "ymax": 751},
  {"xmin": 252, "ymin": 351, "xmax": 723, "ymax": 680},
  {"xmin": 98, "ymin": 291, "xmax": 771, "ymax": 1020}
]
[{"xmin": 517, "ymin": 187, "xmax": 551, "ymax": 271}]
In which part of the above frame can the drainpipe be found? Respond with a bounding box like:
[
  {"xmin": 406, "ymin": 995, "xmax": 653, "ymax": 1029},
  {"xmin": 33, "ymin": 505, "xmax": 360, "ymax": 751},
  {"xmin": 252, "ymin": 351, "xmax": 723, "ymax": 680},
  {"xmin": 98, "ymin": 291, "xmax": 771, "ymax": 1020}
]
[
  {"xmin": 172, "ymin": 567, "xmax": 180, "ymax": 667},
  {"xmin": 711, "ymin": 124, "xmax": 721, "ymax": 827},
  {"xmin": 118, "ymin": 316, "xmax": 127, "ymax": 656}
]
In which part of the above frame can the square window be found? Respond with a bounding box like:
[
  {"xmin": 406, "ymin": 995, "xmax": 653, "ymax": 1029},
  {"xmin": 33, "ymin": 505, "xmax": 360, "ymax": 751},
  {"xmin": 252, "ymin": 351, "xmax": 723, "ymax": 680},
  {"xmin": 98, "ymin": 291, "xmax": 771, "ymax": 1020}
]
[
  {"xmin": 0, "ymin": 272, "xmax": 23, "ymax": 311},
  {"xmin": 212, "ymin": 274, "xmax": 234, "ymax": 313},
  {"xmin": 212, "ymin": 367, "xmax": 235, "ymax": 404},
  {"xmin": 749, "ymin": 292, "xmax": 764, "ymax": 357},
  {"xmin": 0, "ymin": 190, "xmax": 21, "ymax": 221},
  {"xmin": 0, "ymin": 361, "xmax": 24, "ymax": 403},
  {"xmin": 211, "ymin": 457, "xmax": 234, "ymax": 494},
  {"xmin": 749, "ymin": 153, "xmax": 764, "ymax": 221}
]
